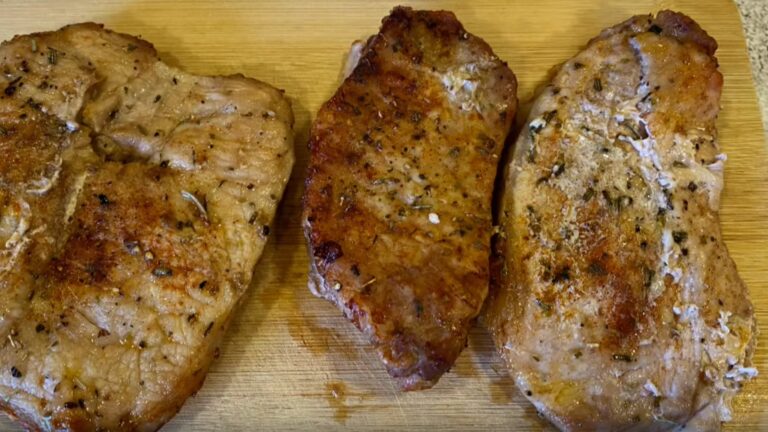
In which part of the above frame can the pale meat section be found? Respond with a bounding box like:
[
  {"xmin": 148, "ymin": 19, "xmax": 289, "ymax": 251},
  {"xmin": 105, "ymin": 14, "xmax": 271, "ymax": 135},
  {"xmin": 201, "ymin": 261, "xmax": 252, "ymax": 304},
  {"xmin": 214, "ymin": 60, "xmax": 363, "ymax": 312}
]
[
  {"xmin": 486, "ymin": 11, "xmax": 756, "ymax": 431},
  {"xmin": 0, "ymin": 24, "xmax": 293, "ymax": 431},
  {"xmin": 303, "ymin": 7, "xmax": 517, "ymax": 390}
]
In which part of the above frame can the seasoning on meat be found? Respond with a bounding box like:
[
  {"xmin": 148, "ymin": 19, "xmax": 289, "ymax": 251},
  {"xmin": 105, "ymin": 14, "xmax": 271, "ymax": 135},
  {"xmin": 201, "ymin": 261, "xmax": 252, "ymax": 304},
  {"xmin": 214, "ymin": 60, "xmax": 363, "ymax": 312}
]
[
  {"xmin": 486, "ymin": 11, "xmax": 756, "ymax": 431},
  {"xmin": 303, "ymin": 7, "xmax": 517, "ymax": 390},
  {"xmin": 0, "ymin": 23, "xmax": 294, "ymax": 431}
]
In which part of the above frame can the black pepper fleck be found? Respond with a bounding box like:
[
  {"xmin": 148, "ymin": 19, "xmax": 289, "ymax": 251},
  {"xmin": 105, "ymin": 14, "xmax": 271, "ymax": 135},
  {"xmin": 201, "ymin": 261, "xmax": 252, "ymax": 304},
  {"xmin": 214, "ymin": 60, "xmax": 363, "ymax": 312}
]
[{"xmin": 672, "ymin": 231, "xmax": 688, "ymax": 244}]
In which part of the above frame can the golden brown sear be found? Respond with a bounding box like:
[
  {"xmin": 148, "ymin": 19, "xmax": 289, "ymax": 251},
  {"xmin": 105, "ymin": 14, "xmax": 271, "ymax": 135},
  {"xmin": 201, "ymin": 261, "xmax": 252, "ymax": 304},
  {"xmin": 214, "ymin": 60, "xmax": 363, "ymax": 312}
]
[
  {"xmin": 303, "ymin": 7, "xmax": 517, "ymax": 390},
  {"xmin": 0, "ymin": 24, "xmax": 293, "ymax": 431},
  {"xmin": 486, "ymin": 11, "xmax": 756, "ymax": 431}
]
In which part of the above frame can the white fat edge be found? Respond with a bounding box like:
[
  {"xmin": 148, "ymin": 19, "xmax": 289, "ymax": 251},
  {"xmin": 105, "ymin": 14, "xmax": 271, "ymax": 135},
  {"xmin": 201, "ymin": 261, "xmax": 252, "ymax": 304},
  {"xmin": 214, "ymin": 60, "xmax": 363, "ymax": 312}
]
[
  {"xmin": 654, "ymin": 229, "xmax": 683, "ymax": 299},
  {"xmin": 725, "ymin": 366, "xmax": 758, "ymax": 381},
  {"xmin": 342, "ymin": 40, "xmax": 366, "ymax": 79},
  {"xmin": 643, "ymin": 379, "xmax": 661, "ymax": 397},
  {"xmin": 707, "ymin": 153, "xmax": 727, "ymax": 170},
  {"xmin": 704, "ymin": 154, "xmax": 727, "ymax": 209},
  {"xmin": 660, "ymin": 229, "xmax": 674, "ymax": 271}
]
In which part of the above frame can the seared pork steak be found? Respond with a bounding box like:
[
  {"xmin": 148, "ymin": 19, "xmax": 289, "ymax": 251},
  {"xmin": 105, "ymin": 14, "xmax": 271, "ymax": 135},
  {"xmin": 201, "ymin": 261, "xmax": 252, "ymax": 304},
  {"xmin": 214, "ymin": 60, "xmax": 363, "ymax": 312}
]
[
  {"xmin": 0, "ymin": 24, "xmax": 294, "ymax": 431},
  {"xmin": 485, "ymin": 11, "xmax": 756, "ymax": 431},
  {"xmin": 303, "ymin": 7, "xmax": 517, "ymax": 390}
]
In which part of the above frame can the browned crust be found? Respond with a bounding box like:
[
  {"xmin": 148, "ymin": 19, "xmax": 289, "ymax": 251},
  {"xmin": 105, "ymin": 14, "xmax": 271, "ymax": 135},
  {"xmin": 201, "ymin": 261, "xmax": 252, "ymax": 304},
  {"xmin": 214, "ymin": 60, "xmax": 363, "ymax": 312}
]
[
  {"xmin": 0, "ymin": 22, "xmax": 293, "ymax": 432},
  {"xmin": 304, "ymin": 6, "xmax": 517, "ymax": 390},
  {"xmin": 653, "ymin": 10, "xmax": 717, "ymax": 55}
]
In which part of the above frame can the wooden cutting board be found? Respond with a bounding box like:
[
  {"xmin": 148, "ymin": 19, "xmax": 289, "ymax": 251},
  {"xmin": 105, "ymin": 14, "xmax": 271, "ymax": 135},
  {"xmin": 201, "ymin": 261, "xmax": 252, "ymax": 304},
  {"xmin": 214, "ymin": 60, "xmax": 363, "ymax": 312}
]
[{"xmin": 1, "ymin": 0, "xmax": 765, "ymax": 430}]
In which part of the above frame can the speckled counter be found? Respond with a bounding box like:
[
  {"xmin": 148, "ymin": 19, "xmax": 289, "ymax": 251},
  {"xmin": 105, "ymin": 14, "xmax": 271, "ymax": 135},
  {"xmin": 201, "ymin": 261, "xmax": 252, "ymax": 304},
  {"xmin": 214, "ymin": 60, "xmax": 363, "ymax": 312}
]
[{"xmin": 735, "ymin": 0, "xmax": 768, "ymax": 134}]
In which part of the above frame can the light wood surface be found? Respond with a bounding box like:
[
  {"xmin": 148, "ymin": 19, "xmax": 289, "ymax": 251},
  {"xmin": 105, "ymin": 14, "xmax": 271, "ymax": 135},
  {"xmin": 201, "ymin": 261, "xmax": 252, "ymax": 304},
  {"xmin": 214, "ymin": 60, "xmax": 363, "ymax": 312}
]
[{"xmin": 0, "ymin": 1, "xmax": 765, "ymax": 430}]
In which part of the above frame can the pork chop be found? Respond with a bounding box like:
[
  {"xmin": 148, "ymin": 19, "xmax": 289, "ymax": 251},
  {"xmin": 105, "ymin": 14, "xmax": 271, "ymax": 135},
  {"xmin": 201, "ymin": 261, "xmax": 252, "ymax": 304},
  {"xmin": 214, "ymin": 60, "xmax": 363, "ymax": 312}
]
[
  {"xmin": 0, "ymin": 24, "xmax": 294, "ymax": 431},
  {"xmin": 303, "ymin": 7, "xmax": 517, "ymax": 390},
  {"xmin": 485, "ymin": 11, "xmax": 756, "ymax": 431}
]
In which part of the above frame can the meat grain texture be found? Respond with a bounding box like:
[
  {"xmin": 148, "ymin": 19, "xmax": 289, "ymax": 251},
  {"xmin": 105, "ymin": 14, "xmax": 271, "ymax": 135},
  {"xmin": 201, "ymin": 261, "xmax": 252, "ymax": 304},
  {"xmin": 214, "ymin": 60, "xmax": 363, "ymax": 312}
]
[
  {"xmin": 485, "ymin": 11, "xmax": 757, "ymax": 431},
  {"xmin": 0, "ymin": 24, "xmax": 294, "ymax": 431},
  {"xmin": 303, "ymin": 7, "xmax": 517, "ymax": 390}
]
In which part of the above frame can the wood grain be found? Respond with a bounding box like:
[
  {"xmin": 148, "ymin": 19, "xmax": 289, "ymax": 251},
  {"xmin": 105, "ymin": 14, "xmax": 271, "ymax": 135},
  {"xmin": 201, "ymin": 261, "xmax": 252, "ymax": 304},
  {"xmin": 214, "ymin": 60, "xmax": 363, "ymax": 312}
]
[{"xmin": 0, "ymin": 1, "xmax": 765, "ymax": 430}]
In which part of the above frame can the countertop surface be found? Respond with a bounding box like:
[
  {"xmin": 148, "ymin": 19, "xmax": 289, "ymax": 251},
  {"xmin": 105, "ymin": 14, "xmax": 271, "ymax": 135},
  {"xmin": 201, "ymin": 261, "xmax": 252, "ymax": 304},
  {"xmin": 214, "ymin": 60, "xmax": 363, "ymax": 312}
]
[
  {"xmin": 736, "ymin": 0, "xmax": 768, "ymax": 134},
  {"xmin": 0, "ymin": 1, "xmax": 765, "ymax": 431}
]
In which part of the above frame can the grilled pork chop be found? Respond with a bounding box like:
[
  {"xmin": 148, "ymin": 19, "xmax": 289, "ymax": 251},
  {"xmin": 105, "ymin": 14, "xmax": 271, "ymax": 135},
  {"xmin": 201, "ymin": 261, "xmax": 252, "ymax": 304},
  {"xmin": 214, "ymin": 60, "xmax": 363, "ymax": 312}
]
[
  {"xmin": 303, "ymin": 7, "xmax": 517, "ymax": 390},
  {"xmin": 0, "ymin": 24, "xmax": 294, "ymax": 431},
  {"xmin": 485, "ymin": 11, "xmax": 756, "ymax": 431}
]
